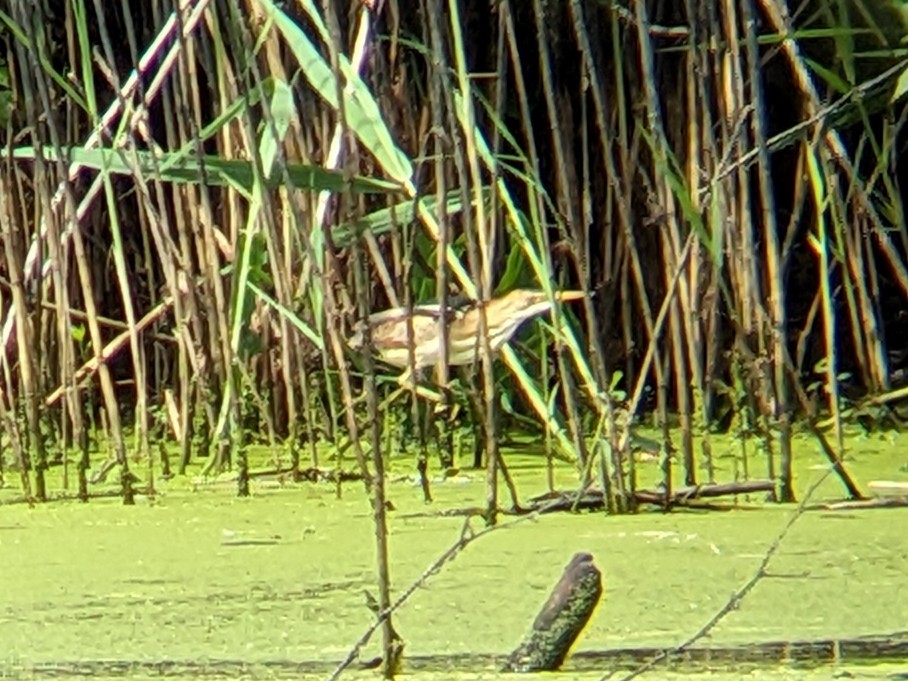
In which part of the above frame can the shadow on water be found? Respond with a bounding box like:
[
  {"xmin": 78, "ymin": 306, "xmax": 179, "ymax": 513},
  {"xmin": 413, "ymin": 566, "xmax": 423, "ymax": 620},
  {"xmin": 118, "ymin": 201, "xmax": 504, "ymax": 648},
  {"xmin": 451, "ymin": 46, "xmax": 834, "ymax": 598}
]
[{"xmin": 8, "ymin": 633, "xmax": 908, "ymax": 679}]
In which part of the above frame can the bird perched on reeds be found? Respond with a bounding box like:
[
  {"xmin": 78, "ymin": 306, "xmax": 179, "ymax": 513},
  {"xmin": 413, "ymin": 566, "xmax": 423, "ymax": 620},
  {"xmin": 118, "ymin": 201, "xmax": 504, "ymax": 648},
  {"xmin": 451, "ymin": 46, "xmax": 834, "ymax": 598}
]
[{"xmin": 348, "ymin": 289, "xmax": 585, "ymax": 373}]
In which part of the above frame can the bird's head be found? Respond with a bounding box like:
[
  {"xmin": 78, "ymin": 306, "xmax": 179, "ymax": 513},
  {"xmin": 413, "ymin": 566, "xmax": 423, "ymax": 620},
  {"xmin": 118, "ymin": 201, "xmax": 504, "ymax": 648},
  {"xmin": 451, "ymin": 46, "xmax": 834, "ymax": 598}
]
[
  {"xmin": 480, "ymin": 289, "xmax": 585, "ymax": 345},
  {"xmin": 493, "ymin": 289, "xmax": 585, "ymax": 319}
]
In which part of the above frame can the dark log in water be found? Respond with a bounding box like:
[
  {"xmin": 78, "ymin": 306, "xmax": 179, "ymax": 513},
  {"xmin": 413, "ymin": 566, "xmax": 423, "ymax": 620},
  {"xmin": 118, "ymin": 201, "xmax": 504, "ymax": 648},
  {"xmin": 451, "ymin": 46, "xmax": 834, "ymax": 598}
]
[
  {"xmin": 505, "ymin": 552, "xmax": 602, "ymax": 672},
  {"xmin": 634, "ymin": 479, "xmax": 777, "ymax": 506},
  {"xmin": 526, "ymin": 480, "xmax": 776, "ymax": 513}
]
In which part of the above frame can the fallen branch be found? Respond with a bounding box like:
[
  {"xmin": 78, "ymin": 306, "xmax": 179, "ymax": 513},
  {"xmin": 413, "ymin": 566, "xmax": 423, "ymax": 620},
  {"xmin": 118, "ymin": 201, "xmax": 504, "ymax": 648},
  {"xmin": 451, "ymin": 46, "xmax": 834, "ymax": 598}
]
[
  {"xmin": 634, "ymin": 480, "xmax": 776, "ymax": 506},
  {"xmin": 525, "ymin": 480, "xmax": 776, "ymax": 513}
]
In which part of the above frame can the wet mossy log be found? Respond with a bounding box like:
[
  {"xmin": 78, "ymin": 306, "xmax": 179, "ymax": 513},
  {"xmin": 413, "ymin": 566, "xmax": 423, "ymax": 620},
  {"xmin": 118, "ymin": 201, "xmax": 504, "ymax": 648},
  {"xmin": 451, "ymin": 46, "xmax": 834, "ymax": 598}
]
[{"xmin": 505, "ymin": 552, "xmax": 602, "ymax": 672}]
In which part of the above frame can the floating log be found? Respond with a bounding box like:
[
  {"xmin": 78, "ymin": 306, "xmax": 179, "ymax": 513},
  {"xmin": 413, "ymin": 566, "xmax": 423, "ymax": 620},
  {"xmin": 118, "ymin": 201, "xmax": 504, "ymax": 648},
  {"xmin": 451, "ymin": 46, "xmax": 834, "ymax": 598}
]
[
  {"xmin": 634, "ymin": 480, "xmax": 776, "ymax": 506},
  {"xmin": 526, "ymin": 480, "xmax": 776, "ymax": 514},
  {"xmin": 526, "ymin": 489, "xmax": 608, "ymax": 513},
  {"xmin": 505, "ymin": 552, "xmax": 602, "ymax": 673}
]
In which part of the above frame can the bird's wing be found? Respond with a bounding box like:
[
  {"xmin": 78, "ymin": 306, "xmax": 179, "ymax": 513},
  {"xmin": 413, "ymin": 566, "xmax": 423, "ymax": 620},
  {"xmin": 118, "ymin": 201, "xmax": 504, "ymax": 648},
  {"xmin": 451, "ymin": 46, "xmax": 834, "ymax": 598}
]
[
  {"xmin": 410, "ymin": 304, "xmax": 445, "ymax": 318},
  {"xmin": 366, "ymin": 308, "xmax": 409, "ymax": 325}
]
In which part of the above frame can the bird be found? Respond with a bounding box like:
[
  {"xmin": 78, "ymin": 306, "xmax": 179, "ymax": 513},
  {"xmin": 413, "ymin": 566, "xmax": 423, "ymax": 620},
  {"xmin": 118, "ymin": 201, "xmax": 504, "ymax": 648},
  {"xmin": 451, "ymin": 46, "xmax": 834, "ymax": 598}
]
[{"xmin": 349, "ymin": 288, "xmax": 585, "ymax": 374}]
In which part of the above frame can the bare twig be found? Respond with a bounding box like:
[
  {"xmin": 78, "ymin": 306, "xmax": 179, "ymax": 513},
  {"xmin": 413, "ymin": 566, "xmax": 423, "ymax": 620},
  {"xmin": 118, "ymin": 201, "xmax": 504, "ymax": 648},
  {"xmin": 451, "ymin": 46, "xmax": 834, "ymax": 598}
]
[
  {"xmin": 327, "ymin": 491, "xmax": 585, "ymax": 680},
  {"xmin": 606, "ymin": 466, "xmax": 834, "ymax": 681}
]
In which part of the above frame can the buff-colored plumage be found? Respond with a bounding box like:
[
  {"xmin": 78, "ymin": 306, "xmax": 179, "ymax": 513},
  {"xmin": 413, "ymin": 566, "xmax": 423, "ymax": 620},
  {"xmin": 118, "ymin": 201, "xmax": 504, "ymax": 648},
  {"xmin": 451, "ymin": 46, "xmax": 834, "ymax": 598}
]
[{"xmin": 349, "ymin": 289, "xmax": 584, "ymax": 369}]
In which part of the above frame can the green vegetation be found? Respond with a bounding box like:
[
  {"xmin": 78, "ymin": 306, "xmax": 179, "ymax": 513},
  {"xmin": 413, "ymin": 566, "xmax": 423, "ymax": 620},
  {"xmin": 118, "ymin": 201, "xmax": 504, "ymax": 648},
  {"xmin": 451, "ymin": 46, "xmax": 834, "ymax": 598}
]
[
  {"xmin": 1, "ymin": 0, "xmax": 908, "ymax": 677},
  {"xmin": 2, "ymin": 430, "xmax": 907, "ymax": 679},
  {"xmin": 0, "ymin": 0, "xmax": 907, "ymax": 510}
]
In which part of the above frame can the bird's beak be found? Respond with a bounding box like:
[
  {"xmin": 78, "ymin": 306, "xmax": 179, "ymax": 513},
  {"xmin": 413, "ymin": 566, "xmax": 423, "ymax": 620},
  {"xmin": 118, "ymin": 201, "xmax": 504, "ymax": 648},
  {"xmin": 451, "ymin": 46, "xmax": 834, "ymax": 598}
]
[{"xmin": 554, "ymin": 290, "xmax": 585, "ymax": 303}]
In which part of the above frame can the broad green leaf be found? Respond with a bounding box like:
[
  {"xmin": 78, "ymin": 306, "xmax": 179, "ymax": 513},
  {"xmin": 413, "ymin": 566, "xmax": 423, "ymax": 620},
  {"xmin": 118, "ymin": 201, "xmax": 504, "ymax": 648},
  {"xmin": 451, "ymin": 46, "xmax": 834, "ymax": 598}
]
[
  {"xmin": 756, "ymin": 27, "xmax": 873, "ymax": 45},
  {"xmin": 256, "ymin": 0, "xmax": 413, "ymax": 188},
  {"xmin": 71, "ymin": 323, "xmax": 86, "ymax": 344},
  {"xmin": 891, "ymin": 63, "xmax": 908, "ymax": 103},
  {"xmin": 259, "ymin": 78, "xmax": 293, "ymax": 175},
  {"xmin": 332, "ymin": 188, "xmax": 485, "ymax": 246},
  {"xmin": 495, "ymin": 235, "xmax": 529, "ymax": 295},
  {"xmin": 5, "ymin": 146, "xmax": 400, "ymax": 194},
  {"xmin": 805, "ymin": 57, "xmax": 851, "ymax": 95}
]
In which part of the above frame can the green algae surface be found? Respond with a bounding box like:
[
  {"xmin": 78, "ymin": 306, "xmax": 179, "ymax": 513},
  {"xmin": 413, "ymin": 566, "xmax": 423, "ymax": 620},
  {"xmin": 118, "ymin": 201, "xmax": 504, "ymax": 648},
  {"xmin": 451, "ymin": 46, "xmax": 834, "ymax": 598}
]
[{"xmin": 1, "ymin": 427, "xmax": 907, "ymax": 680}]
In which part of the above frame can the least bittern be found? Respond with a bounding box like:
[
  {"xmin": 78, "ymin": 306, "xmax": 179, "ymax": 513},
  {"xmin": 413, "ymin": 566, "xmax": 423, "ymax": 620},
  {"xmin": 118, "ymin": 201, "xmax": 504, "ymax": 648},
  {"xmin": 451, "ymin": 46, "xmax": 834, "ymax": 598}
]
[{"xmin": 348, "ymin": 289, "xmax": 584, "ymax": 402}]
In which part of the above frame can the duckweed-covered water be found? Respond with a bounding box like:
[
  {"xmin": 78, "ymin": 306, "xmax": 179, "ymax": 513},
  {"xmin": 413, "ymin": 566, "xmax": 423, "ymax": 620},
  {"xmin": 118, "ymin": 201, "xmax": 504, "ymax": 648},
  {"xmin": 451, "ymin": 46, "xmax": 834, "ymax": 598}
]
[{"xmin": 1, "ymin": 427, "xmax": 906, "ymax": 679}]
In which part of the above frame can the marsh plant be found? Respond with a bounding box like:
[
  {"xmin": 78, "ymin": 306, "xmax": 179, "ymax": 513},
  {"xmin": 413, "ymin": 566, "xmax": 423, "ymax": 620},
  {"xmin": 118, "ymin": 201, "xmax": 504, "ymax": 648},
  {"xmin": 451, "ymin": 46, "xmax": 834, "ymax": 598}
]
[{"xmin": 0, "ymin": 0, "xmax": 904, "ymax": 524}]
